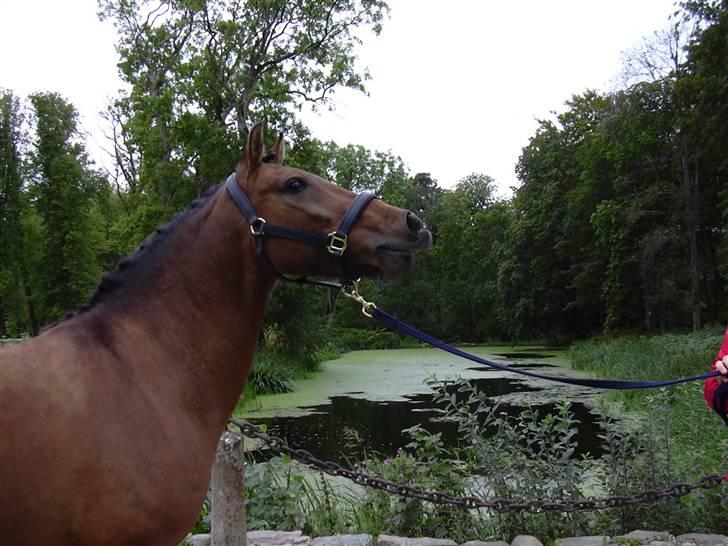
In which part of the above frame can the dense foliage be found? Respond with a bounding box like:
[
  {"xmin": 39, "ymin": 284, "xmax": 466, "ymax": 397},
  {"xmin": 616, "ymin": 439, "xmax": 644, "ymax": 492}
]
[
  {"xmin": 0, "ymin": 91, "xmax": 113, "ymax": 334},
  {"xmin": 1, "ymin": 0, "xmax": 727, "ymax": 351}
]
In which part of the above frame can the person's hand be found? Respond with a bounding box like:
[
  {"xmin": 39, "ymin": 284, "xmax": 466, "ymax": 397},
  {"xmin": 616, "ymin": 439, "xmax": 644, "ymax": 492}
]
[{"xmin": 716, "ymin": 356, "xmax": 728, "ymax": 383}]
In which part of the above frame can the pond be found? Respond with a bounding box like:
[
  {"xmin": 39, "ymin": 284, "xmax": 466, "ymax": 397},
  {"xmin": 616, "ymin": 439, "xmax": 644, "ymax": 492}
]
[{"xmin": 237, "ymin": 345, "xmax": 606, "ymax": 465}]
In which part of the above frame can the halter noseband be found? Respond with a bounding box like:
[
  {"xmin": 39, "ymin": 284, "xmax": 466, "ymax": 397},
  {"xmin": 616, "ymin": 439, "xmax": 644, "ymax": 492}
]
[{"xmin": 225, "ymin": 173, "xmax": 376, "ymax": 289}]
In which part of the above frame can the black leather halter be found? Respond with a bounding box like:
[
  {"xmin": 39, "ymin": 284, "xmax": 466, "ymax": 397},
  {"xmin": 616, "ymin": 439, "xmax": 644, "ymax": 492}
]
[{"xmin": 225, "ymin": 173, "xmax": 376, "ymax": 289}]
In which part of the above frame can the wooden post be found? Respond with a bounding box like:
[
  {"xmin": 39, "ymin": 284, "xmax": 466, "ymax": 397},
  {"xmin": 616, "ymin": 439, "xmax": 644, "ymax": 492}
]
[{"xmin": 211, "ymin": 431, "xmax": 246, "ymax": 546}]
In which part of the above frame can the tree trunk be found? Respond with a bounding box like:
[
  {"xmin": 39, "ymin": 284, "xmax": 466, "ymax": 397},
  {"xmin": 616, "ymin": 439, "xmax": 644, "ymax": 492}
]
[
  {"xmin": 326, "ymin": 288, "xmax": 339, "ymax": 320},
  {"xmin": 644, "ymin": 296, "xmax": 652, "ymax": 333},
  {"xmin": 680, "ymin": 133, "xmax": 701, "ymax": 331},
  {"xmin": 0, "ymin": 298, "xmax": 6, "ymax": 338},
  {"xmin": 148, "ymin": 69, "xmax": 174, "ymax": 206}
]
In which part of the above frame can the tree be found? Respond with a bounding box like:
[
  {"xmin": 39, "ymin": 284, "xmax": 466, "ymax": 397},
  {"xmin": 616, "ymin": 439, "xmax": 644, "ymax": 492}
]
[
  {"xmin": 620, "ymin": 7, "xmax": 728, "ymax": 331},
  {"xmin": 0, "ymin": 91, "xmax": 27, "ymax": 336},
  {"xmin": 678, "ymin": 0, "xmax": 728, "ymax": 325},
  {"xmin": 619, "ymin": 21, "xmax": 690, "ymax": 86},
  {"xmin": 501, "ymin": 123, "xmax": 602, "ymax": 341},
  {"xmin": 446, "ymin": 173, "xmax": 496, "ymax": 221},
  {"xmin": 99, "ymin": 0, "xmax": 389, "ymax": 246},
  {"xmin": 605, "ymin": 81, "xmax": 685, "ymax": 332},
  {"xmin": 429, "ymin": 175, "xmax": 506, "ymax": 340},
  {"xmin": 386, "ymin": 172, "xmax": 443, "ymax": 235},
  {"xmin": 29, "ymin": 92, "xmax": 109, "ymax": 323}
]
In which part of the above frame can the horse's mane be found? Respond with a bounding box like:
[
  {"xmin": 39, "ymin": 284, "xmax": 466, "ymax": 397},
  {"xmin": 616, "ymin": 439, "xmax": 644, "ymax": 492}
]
[{"xmin": 48, "ymin": 183, "xmax": 223, "ymax": 328}]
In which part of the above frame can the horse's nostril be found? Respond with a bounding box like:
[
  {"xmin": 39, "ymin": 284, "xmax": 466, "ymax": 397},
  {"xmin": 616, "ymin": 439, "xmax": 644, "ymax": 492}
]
[{"xmin": 406, "ymin": 211, "xmax": 424, "ymax": 234}]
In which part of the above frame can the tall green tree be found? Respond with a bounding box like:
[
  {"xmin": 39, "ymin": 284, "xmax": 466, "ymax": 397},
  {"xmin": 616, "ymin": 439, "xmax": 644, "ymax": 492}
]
[
  {"xmin": 429, "ymin": 174, "xmax": 506, "ymax": 340},
  {"xmin": 100, "ymin": 0, "xmax": 388, "ymax": 246},
  {"xmin": 679, "ymin": 0, "xmax": 728, "ymax": 325},
  {"xmin": 502, "ymin": 0, "xmax": 728, "ymax": 339},
  {"xmin": 29, "ymin": 92, "xmax": 109, "ymax": 323},
  {"xmin": 0, "ymin": 91, "xmax": 27, "ymax": 336},
  {"xmin": 502, "ymin": 92, "xmax": 612, "ymax": 341}
]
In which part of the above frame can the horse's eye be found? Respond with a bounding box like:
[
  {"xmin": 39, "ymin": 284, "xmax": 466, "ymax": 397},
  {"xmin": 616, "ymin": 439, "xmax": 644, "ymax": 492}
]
[{"xmin": 284, "ymin": 178, "xmax": 307, "ymax": 194}]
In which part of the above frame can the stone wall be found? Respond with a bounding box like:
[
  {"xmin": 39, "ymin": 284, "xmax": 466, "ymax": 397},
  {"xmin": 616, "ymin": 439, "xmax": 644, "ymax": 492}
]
[{"xmin": 185, "ymin": 529, "xmax": 728, "ymax": 546}]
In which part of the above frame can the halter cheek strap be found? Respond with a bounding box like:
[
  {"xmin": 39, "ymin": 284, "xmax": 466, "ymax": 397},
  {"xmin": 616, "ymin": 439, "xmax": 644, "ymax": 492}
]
[{"xmin": 225, "ymin": 173, "xmax": 376, "ymax": 288}]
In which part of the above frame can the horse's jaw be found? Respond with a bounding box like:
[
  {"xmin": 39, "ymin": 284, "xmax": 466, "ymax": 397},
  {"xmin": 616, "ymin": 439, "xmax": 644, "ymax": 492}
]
[{"xmin": 367, "ymin": 228, "xmax": 433, "ymax": 279}]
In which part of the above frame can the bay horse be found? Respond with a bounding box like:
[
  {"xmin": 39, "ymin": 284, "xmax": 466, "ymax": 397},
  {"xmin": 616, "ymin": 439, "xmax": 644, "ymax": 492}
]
[{"xmin": 0, "ymin": 123, "xmax": 432, "ymax": 546}]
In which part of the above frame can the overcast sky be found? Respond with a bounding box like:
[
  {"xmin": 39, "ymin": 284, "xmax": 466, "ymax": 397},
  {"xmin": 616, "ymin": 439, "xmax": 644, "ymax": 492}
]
[{"xmin": 0, "ymin": 0, "xmax": 678, "ymax": 195}]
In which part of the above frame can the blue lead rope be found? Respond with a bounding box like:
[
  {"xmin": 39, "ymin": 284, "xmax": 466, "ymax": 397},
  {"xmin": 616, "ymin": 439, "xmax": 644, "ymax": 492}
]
[{"xmin": 372, "ymin": 308, "xmax": 721, "ymax": 390}]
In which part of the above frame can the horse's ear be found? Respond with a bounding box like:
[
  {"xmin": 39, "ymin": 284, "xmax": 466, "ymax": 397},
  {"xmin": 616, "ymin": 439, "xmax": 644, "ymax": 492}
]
[
  {"xmin": 244, "ymin": 122, "xmax": 265, "ymax": 174},
  {"xmin": 270, "ymin": 132, "xmax": 285, "ymax": 165}
]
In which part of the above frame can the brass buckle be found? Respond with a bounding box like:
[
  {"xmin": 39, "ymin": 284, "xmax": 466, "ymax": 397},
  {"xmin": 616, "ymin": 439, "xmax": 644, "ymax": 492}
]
[{"xmin": 326, "ymin": 232, "xmax": 348, "ymax": 255}]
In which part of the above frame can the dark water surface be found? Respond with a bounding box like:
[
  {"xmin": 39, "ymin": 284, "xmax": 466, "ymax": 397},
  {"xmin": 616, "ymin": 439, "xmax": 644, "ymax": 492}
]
[{"xmin": 248, "ymin": 361, "xmax": 606, "ymax": 464}]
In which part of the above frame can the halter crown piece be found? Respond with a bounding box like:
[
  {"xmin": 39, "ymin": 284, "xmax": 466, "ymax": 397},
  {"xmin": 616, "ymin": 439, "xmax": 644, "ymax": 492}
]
[{"xmin": 225, "ymin": 173, "xmax": 376, "ymax": 289}]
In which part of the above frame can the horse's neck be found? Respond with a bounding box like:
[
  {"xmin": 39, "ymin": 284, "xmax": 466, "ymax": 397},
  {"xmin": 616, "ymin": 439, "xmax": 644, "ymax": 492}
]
[{"xmin": 97, "ymin": 190, "xmax": 274, "ymax": 429}]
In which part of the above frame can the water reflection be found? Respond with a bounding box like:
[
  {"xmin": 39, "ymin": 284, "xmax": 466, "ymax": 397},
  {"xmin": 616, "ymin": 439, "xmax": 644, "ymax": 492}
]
[{"xmin": 248, "ymin": 376, "xmax": 605, "ymax": 465}]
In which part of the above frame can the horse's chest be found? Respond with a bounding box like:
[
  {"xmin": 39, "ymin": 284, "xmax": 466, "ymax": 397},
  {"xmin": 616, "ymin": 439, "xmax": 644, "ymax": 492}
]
[{"xmin": 68, "ymin": 418, "xmax": 214, "ymax": 545}]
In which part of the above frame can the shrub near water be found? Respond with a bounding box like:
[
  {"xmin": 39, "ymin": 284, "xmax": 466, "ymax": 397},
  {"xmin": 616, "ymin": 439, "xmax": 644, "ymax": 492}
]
[
  {"xmin": 247, "ymin": 352, "xmax": 294, "ymax": 395},
  {"xmin": 243, "ymin": 431, "xmax": 479, "ymax": 542},
  {"xmin": 350, "ymin": 432, "xmax": 477, "ymax": 541},
  {"xmin": 328, "ymin": 327, "xmax": 415, "ymax": 351}
]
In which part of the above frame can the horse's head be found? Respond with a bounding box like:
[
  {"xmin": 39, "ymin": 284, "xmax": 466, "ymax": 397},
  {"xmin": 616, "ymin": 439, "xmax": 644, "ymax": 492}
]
[{"xmin": 232, "ymin": 123, "xmax": 432, "ymax": 282}]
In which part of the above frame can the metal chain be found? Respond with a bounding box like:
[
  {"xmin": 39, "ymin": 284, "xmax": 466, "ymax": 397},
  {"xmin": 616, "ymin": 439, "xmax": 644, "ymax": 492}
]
[{"xmin": 229, "ymin": 418, "xmax": 727, "ymax": 514}]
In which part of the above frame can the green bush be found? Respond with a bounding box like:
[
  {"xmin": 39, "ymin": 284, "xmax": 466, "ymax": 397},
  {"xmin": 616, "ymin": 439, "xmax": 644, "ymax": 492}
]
[
  {"xmin": 344, "ymin": 429, "xmax": 477, "ymax": 542},
  {"xmin": 248, "ymin": 353, "xmax": 294, "ymax": 395},
  {"xmin": 246, "ymin": 455, "xmax": 307, "ymax": 531},
  {"xmin": 591, "ymin": 388, "xmax": 728, "ymax": 534},
  {"xmin": 567, "ymin": 327, "xmax": 727, "ymax": 476},
  {"xmin": 243, "ymin": 431, "xmax": 479, "ymax": 541},
  {"xmin": 429, "ymin": 378, "xmax": 593, "ymax": 539},
  {"xmin": 329, "ymin": 327, "xmax": 413, "ymax": 351}
]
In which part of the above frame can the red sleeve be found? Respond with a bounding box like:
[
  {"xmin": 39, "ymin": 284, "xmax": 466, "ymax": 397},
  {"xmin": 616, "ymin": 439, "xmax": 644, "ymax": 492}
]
[{"xmin": 704, "ymin": 327, "xmax": 728, "ymax": 411}]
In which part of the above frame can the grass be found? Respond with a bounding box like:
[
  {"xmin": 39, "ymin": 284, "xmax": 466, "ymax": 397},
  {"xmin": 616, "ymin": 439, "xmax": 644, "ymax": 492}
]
[
  {"xmin": 248, "ymin": 352, "xmax": 295, "ymax": 395},
  {"xmin": 569, "ymin": 328, "xmax": 723, "ymax": 386}
]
